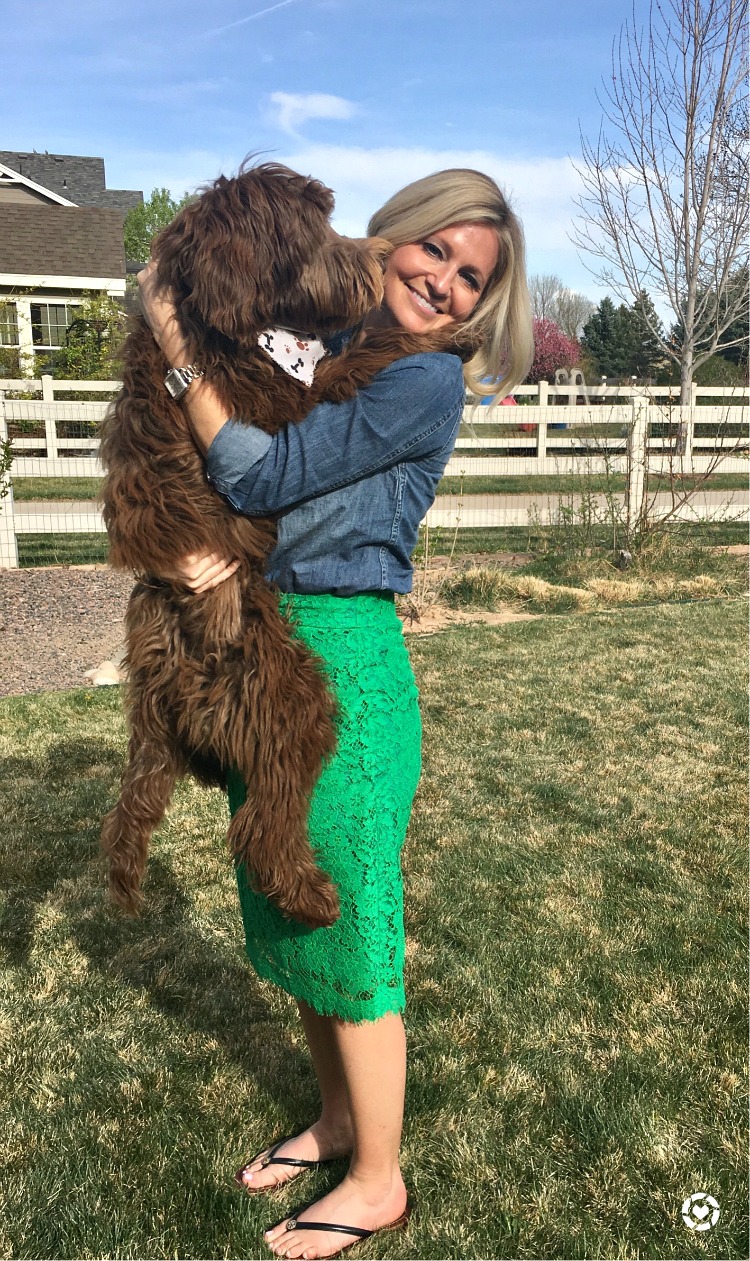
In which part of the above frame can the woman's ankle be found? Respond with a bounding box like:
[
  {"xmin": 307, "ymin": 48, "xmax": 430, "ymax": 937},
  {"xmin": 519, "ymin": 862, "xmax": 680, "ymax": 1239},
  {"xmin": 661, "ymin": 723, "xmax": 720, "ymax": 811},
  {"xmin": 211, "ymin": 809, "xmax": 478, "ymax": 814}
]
[
  {"xmin": 311, "ymin": 1113, "xmax": 355, "ymax": 1149},
  {"xmin": 346, "ymin": 1162, "xmax": 405, "ymax": 1196}
]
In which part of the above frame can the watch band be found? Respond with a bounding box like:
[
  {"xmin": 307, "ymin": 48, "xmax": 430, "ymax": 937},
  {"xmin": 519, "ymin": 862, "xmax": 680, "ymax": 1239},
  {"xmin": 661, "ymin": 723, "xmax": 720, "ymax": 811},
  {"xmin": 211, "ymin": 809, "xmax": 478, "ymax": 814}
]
[{"xmin": 164, "ymin": 364, "xmax": 205, "ymax": 401}]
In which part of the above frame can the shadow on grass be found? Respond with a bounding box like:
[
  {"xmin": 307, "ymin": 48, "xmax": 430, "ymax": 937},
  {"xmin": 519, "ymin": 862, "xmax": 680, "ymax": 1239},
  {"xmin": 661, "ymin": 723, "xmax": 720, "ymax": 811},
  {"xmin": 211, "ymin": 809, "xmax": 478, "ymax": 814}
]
[{"xmin": 0, "ymin": 735, "xmax": 313, "ymax": 1109}]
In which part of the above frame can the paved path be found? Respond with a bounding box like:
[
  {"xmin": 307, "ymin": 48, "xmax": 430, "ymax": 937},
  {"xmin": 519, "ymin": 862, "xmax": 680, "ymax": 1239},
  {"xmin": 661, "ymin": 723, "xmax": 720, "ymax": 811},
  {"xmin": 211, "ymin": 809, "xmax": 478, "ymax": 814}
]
[
  {"xmin": 424, "ymin": 488, "xmax": 749, "ymax": 527},
  {"xmin": 13, "ymin": 487, "xmax": 749, "ymax": 533}
]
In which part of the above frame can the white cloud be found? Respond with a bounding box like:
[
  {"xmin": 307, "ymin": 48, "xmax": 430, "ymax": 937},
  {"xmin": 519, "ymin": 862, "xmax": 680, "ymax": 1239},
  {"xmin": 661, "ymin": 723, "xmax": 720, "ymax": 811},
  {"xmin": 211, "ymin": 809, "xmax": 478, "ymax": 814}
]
[
  {"xmin": 112, "ymin": 142, "xmax": 608, "ymax": 300},
  {"xmin": 275, "ymin": 144, "xmax": 608, "ymax": 300},
  {"xmin": 267, "ymin": 92, "xmax": 358, "ymax": 137},
  {"xmin": 277, "ymin": 143, "xmax": 577, "ymax": 239}
]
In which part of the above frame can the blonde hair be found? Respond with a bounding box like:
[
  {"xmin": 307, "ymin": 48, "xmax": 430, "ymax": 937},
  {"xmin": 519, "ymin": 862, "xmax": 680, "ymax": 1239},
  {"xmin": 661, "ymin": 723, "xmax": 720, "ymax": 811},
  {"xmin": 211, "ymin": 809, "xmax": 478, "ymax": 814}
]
[{"xmin": 368, "ymin": 169, "xmax": 533, "ymax": 403}]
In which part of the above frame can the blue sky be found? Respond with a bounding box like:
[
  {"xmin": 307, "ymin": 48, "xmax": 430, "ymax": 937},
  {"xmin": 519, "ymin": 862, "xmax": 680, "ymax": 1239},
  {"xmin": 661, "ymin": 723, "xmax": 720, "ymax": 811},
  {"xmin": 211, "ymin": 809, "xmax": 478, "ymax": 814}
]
[{"xmin": 5, "ymin": 0, "xmax": 650, "ymax": 304}]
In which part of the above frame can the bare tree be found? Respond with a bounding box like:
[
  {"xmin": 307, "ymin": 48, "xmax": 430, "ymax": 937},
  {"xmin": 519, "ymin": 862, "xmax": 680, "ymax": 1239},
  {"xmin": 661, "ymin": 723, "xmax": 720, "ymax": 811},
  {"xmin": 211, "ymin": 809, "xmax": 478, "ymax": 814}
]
[
  {"xmin": 552, "ymin": 289, "xmax": 596, "ymax": 340},
  {"xmin": 528, "ymin": 273, "xmax": 565, "ymax": 321},
  {"xmin": 572, "ymin": 0, "xmax": 748, "ymax": 403},
  {"xmin": 528, "ymin": 273, "xmax": 595, "ymax": 338}
]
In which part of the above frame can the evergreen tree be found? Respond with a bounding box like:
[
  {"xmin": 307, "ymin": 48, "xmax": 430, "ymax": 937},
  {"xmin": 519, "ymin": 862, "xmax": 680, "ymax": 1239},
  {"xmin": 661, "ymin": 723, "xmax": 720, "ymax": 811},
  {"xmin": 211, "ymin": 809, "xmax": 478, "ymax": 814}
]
[
  {"xmin": 669, "ymin": 265, "xmax": 749, "ymax": 371},
  {"xmin": 714, "ymin": 265, "xmax": 749, "ymax": 367},
  {"xmin": 581, "ymin": 293, "xmax": 665, "ymax": 379},
  {"xmin": 629, "ymin": 290, "xmax": 665, "ymax": 377},
  {"xmin": 581, "ymin": 298, "xmax": 632, "ymax": 377}
]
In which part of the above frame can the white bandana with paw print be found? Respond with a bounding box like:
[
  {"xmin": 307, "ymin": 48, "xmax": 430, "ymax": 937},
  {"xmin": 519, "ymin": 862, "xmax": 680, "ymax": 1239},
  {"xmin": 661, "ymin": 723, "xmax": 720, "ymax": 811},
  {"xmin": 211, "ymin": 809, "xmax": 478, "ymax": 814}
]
[{"xmin": 257, "ymin": 327, "xmax": 328, "ymax": 387}]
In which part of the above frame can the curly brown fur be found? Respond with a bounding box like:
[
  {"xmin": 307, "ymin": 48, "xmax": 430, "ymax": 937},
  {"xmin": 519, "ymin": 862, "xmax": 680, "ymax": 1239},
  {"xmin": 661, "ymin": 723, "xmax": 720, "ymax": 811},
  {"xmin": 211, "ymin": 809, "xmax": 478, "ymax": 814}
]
[{"xmin": 99, "ymin": 161, "xmax": 466, "ymax": 927}]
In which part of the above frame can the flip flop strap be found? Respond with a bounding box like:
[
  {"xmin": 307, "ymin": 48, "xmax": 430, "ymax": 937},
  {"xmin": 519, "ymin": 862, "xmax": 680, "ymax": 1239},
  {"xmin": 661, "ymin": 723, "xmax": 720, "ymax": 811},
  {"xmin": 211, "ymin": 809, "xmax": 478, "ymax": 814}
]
[
  {"xmin": 264, "ymin": 1139, "xmax": 319, "ymax": 1170},
  {"xmin": 284, "ymin": 1219, "xmax": 372, "ymax": 1240}
]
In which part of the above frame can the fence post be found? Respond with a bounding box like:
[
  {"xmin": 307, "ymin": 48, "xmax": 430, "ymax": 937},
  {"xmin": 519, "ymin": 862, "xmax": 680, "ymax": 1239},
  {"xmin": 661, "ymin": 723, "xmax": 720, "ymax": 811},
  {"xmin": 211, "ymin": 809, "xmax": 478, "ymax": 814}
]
[
  {"xmin": 680, "ymin": 385, "xmax": 697, "ymax": 467},
  {"xmin": 537, "ymin": 380, "xmax": 548, "ymax": 461},
  {"xmin": 41, "ymin": 374, "xmax": 58, "ymax": 462},
  {"xmin": 0, "ymin": 392, "xmax": 20, "ymax": 569},
  {"xmin": 626, "ymin": 394, "xmax": 649, "ymax": 536}
]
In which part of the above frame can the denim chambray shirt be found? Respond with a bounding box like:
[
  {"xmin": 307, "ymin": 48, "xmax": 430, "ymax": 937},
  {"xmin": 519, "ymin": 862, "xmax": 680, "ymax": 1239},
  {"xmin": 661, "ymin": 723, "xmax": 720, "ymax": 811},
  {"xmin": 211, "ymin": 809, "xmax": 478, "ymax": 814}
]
[{"xmin": 205, "ymin": 349, "xmax": 465, "ymax": 596}]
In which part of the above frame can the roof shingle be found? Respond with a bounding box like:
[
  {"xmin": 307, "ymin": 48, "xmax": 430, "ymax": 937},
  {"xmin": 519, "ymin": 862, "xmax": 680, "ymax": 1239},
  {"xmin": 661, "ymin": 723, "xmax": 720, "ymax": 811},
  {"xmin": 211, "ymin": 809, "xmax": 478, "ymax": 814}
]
[{"xmin": 0, "ymin": 206, "xmax": 126, "ymax": 278}]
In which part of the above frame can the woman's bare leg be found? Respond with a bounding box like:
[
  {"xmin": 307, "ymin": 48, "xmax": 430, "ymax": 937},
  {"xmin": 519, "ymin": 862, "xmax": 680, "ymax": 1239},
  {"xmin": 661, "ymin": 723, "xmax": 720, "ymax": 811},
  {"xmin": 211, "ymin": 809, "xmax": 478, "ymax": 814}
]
[
  {"xmin": 237, "ymin": 999, "xmax": 353, "ymax": 1191},
  {"xmin": 265, "ymin": 1010, "xmax": 408, "ymax": 1260}
]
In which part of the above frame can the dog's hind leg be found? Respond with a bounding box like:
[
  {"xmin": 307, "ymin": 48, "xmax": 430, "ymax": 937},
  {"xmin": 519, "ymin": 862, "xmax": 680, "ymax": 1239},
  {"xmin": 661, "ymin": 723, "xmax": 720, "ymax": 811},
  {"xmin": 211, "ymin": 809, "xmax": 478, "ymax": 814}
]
[
  {"xmin": 102, "ymin": 580, "xmax": 188, "ymax": 916},
  {"xmin": 101, "ymin": 720, "xmax": 185, "ymax": 915}
]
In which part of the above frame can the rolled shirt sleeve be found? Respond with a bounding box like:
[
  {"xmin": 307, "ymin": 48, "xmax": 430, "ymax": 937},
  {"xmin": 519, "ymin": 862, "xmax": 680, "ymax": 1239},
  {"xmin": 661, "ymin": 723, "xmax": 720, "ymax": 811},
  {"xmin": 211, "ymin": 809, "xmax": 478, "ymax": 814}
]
[{"xmin": 205, "ymin": 352, "xmax": 465, "ymax": 517}]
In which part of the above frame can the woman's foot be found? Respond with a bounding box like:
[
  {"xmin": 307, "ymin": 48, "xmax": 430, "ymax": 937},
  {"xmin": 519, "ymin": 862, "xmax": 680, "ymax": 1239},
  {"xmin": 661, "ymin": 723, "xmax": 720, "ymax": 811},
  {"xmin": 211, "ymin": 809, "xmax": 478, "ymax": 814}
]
[
  {"xmin": 264, "ymin": 1171, "xmax": 409, "ymax": 1259},
  {"xmin": 237, "ymin": 1121, "xmax": 354, "ymax": 1193}
]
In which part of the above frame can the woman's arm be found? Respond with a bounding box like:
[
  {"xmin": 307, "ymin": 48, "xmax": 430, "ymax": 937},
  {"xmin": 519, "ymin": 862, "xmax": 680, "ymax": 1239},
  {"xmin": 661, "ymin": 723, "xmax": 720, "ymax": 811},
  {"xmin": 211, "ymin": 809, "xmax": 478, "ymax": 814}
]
[
  {"xmin": 205, "ymin": 354, "xmax": 464, "ymax": 517},
  {"xmin": 138, "ymin": 259, "xmax": 234, "ymax": 454},
  {"xmin": 138, "ymin": 259, "xmax": 465, "ymax": 501}
]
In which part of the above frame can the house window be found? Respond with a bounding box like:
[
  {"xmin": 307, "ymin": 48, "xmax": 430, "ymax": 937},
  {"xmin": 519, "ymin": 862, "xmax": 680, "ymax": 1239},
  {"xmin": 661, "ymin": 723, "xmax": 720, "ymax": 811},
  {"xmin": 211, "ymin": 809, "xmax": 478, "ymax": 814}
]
[
  {"xmin": 30, "ymin": 302, "xmax": 75, "ymax": 349},
  {"xmin": 0, "ymin": 302, "xmax": 19, "ymax": 347}
]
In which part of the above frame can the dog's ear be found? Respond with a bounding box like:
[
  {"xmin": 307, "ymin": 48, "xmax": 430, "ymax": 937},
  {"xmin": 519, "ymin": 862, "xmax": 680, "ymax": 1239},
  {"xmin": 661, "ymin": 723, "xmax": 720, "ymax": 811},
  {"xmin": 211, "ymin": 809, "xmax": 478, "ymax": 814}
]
[
  {"xmin": 297, "ymin": 175, "xmax": 335, "ymax": 222},
  {"xmin": 152, "ymin": 167, "xmax": 338, "ymax": 341},
  {"xmin": 153, "ymin": 175, "xmax": 274, "ymax": 340}
]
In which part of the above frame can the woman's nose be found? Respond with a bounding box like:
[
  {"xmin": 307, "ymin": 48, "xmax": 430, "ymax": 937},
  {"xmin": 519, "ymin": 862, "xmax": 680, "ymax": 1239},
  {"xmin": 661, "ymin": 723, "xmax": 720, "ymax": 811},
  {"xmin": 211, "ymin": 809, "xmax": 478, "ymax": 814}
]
[{"xmin": 426, "ymin": 263, "xmax": 455, "ymax": 297}]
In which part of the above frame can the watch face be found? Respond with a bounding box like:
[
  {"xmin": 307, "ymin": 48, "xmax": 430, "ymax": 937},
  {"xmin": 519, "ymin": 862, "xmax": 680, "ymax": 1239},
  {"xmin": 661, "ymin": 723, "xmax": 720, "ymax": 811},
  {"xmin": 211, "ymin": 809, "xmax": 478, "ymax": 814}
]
[{"xmin": 165, "ymin": 368, "xmax": 188, "ymax": 399}]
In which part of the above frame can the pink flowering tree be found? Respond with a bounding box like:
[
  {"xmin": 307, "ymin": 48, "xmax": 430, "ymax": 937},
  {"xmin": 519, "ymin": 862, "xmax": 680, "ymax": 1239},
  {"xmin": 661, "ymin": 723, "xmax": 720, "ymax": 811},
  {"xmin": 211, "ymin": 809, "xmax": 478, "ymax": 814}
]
[{"xmin": 527, "ymin": 318, "xmax": 581, "ymax": 383}]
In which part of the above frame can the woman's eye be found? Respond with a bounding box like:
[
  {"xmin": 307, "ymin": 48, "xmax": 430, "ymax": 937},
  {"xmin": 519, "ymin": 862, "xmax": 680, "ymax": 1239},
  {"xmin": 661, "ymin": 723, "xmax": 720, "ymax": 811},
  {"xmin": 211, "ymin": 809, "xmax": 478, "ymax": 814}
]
[
  {"xmin": 461, "ymin": 272, "xmax": 481, "ymax": 291},
  {"xmin": 422, "ymin": 241, "xmax": 442, "ymax": 258}
]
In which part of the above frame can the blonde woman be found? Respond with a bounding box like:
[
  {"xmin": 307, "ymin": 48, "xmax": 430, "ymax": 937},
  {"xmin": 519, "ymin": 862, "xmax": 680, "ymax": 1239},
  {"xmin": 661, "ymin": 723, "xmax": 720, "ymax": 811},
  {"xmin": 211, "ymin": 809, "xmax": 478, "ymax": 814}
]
[{"xmin": 139, "ymin": 167, "xmax": 532, "ymax": 1260}]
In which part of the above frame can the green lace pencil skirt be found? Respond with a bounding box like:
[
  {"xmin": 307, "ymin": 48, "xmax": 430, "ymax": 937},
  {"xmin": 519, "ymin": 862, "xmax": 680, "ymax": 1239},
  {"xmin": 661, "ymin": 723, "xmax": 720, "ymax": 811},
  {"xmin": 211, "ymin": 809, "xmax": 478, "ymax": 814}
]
[{"xmin": 227, "ymin": 592, "xmax": 422, "ymax": 1024}]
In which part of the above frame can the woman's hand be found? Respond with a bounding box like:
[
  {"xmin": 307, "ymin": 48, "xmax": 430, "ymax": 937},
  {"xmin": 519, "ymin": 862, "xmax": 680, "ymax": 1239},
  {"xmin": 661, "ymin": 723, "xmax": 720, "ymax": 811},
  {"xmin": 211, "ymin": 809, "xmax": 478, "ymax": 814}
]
[
  {"xmin": 137, "ymin": 257, "xmax": 190, "ymax": 366},
  {"xmin": 169, "ymin": 551, "xmax": 241, "ymax": 594}
]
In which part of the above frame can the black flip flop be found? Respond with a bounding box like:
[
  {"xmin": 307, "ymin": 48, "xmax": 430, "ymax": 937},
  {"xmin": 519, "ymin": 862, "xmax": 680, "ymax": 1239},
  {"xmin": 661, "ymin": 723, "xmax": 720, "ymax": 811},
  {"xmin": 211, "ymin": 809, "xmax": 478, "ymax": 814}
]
[
  {"xmin": 235, "ymin": 1134, "xmax": 339, "ymax": 1196},
  {"xmin": 267, "ymin": 1198, "xmax": 413, "ymax": 1257}
]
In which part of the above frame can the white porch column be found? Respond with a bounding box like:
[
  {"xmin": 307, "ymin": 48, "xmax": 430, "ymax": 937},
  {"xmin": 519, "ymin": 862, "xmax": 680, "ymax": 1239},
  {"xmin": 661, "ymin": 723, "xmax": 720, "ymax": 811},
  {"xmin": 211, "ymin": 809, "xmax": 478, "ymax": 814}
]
[{"xmin": 14, "ymin": 299, "xmax": 35, "ymax": 377}]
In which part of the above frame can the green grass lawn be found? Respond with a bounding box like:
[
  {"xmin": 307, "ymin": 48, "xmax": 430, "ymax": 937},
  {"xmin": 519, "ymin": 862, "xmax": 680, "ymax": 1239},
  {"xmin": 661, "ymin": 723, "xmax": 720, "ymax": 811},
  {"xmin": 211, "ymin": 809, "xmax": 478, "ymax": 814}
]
[
  {"xmin": 11, "ymin": 470, "xmax": 749, "ymax": 502},
  {"xmin": 0, "ymin": 599, "xmax": 746, "ymax": 1259},
  {"xmin": 415, "ymin": 519, "xmax": 749, "ymax": 559},
  {"xmin": 11, "ymin": 477, "xmax": 104, "ymax": 502},
  {"xmin": 17, "ymin": 533, "xmax": 110, "ymax": 568}
]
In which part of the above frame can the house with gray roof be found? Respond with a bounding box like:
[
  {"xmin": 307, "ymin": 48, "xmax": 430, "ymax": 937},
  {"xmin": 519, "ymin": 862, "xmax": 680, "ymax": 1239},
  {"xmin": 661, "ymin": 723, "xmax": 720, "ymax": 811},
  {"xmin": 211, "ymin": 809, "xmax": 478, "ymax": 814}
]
[{"xmin": 0, "ymin": 151, "xmax": 143, "ymax": 374}]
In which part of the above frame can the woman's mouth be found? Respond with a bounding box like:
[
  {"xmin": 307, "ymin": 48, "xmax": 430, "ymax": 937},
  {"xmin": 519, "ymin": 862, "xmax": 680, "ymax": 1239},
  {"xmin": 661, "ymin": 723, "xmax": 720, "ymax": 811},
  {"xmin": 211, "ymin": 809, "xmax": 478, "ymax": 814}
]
[{"xmin": 406, "ymin": 285, "xmax": 440, "ymax": 316}]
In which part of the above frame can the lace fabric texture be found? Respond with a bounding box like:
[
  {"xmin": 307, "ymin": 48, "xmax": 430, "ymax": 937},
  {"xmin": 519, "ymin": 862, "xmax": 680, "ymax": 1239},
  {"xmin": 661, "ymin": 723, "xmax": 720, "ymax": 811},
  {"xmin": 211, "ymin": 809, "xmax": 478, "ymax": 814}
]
[{"xmin": 228, "ymin": 592, "xmax": 422, "ymax": 1023}]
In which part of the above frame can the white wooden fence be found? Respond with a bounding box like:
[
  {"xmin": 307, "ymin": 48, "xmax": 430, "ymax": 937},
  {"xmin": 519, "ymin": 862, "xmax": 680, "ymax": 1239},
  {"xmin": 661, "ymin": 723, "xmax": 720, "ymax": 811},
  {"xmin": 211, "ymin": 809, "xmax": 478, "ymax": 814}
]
[{"xmin": 1, "ymin": 376, "xmax": 748, "ymax": 568}]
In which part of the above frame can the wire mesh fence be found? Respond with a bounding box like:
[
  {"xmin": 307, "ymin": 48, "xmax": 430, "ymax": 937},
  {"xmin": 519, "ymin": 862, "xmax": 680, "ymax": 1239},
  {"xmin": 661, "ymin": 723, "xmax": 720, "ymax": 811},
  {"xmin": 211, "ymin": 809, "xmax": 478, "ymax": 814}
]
[{"xmin": 1, "ymin": 376, "xmax": 748, "ymax": 569}]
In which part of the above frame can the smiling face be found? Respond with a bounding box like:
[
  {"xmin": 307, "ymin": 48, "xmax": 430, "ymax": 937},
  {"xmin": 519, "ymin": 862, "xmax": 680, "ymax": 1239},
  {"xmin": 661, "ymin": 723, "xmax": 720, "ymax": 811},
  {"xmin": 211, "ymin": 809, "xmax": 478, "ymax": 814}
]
[{"xmin": 377, "ymin": 221, "xmax": 500, "ymax": 333}]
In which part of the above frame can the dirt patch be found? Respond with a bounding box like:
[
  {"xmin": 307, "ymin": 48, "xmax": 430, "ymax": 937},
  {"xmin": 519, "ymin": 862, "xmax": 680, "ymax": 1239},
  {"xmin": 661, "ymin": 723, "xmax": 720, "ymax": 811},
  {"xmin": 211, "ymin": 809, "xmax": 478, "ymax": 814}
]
[
  {"xmin": 0, "ymin": 563, "xmax": 132, "ymax": 698},
  {"xmin": 398, "ymin": 604, "xmax": 538, "ymax": 635},
  {"xmin": 711, "ymin": 544, "xmax": 749, "ymax": 556}
]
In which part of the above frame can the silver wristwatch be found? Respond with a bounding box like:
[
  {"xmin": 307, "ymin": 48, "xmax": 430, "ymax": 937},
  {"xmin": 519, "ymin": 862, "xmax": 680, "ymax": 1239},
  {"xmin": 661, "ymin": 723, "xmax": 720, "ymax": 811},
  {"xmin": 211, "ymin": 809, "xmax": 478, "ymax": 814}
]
[{"xmin": 164, "ymin": 364, "xmax": 205, "ymax": 401}]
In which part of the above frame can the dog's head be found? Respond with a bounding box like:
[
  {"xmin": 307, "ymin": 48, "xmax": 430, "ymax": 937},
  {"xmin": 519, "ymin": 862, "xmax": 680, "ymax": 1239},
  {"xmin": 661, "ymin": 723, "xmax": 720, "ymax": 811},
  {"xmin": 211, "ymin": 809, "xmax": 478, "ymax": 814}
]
[{"xmin": 153, "ymin": 162, "xmax": 389, "ymax": 347}]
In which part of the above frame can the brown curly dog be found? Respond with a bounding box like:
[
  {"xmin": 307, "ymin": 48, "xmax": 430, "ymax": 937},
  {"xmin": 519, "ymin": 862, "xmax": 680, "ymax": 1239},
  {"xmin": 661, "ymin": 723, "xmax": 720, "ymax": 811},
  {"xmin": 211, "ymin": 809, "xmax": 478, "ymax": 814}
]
[{"xmin": 99, "ymin": 161, "xmax": 459, "ymax": 928}]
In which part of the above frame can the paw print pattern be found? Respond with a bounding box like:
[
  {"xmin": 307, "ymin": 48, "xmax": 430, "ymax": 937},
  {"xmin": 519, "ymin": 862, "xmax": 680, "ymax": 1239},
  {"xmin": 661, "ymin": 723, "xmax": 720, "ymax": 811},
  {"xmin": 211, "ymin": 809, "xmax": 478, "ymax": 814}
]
[{"xmin": 257, "ymin": 328, "xmax": 328, "ymax": 387}]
